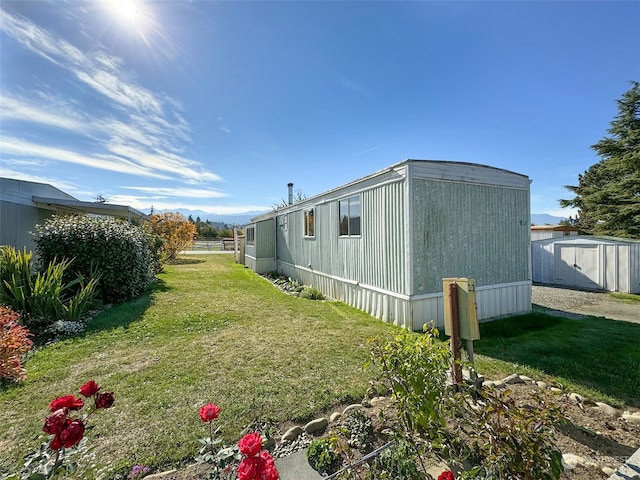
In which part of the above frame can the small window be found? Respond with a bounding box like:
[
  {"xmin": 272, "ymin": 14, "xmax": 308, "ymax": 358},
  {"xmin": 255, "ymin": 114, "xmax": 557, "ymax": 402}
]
[
  {"xmin": 304, "ymin": 208, "xmax": 315, "ymax": 237},
  {"xmin": 246, "ymin": 227, "xmax": 255, "ymax": 245},
  {"xmin": 338, "ymin": 195, "xmax": 361, "ymax": 237}
]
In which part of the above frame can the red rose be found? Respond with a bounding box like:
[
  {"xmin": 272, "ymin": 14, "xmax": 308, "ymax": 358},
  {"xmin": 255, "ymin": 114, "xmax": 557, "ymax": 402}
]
[
  {"xmin": 95, "ymin": 391, "xmax": 115, "ymax": 409},
  {"xmin": 259, "ymin": 452, "xmax": 279, "ymax": 480},
  {"xmin": 237, "ymin": 456, "xmax": 264, "ymax": 480},
  {"xmin": 199, "ymin": 403, "xmax": 221, "ymax": 422},
  {"xmin": 79, "ymin": 380, "xmax": 100, "ymax": 397},
  {"xmin": 48, "ymin": 395, "xmax": 84, "ymax": 412},
  {"xmin": 43, "ymin": 408, "xmax": 67, "ymax": 435},
  {"xmin": 238, "ymin": 432, "xmax": 263, "ymax": 457},
  {"xmin": 50, "ymin": 418, "xmax": 85, "ymax": 450},
  {"xmin": 438, "ymin": 471, "xmax": 455, "ymax": 480}
]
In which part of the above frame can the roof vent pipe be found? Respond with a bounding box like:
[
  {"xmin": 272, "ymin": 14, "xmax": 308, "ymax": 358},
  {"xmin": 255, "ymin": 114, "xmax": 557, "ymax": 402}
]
[{"xmin": 287, "ymin": 183, "xmax": 294, "ymax": 205}]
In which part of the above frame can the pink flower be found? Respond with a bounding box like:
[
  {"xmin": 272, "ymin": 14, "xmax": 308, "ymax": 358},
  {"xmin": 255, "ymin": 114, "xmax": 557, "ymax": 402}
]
[
  {"xmin": 79, "ymin": 380, "xmax": 100, "ymax": 397},
  {"xmin": 238, "ymin": 432, "xmax": 263, "ymax": 457},
  {"xmin": 438, "ymin": 471, "xmax": 455, "ymax": 480},
  {"xmin": 48, "ymin": 395, "xmax": 84, "ymax": 412},
  {"xmin": 199, "ymin": 403, "xmax": 221, "ymax": 422}
]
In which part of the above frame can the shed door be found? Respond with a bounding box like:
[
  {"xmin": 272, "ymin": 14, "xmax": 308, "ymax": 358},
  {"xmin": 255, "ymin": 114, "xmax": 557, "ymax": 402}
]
[{"xmin": 554, "ymin": 245, "xmax": 600, "ymax": 290}]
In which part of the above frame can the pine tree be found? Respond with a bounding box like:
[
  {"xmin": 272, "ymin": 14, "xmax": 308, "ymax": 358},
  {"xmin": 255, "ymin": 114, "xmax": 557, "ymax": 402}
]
[{"xmin": 560, "ymin": 82, "xmax": 640, "ymax": 238}]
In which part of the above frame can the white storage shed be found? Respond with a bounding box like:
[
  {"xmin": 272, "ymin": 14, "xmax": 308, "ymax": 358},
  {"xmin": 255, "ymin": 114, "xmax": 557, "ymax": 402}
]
[
  {"xmin": 532, "ymin": 236, "xmax": 640, "ymax": 293},
  {"xmin": 245, "ymin": 159, "xmax": 532, "ymax": 330}
]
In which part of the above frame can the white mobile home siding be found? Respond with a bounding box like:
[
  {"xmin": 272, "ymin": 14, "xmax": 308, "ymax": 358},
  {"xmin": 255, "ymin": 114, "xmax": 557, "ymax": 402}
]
[
  {"xmin": 532, "ymin": 236, "xmax": 640, "ymax": 293},
  {"xmin": 244, "ymin": 218, "xmax": 277, "ymax": 273},
  {"xmin": 247, "ymin": 160, "xmax": 532, "ymax": 330}
]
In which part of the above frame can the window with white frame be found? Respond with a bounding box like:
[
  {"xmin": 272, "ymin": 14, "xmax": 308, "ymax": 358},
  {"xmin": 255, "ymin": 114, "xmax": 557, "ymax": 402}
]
[
  {"xmin": 304, "ymin": 208, "xmax": 315, "ymax": 237},
  {"xmin": 338, "ymin": 195, "xmax": 361, "ymax": 236}
]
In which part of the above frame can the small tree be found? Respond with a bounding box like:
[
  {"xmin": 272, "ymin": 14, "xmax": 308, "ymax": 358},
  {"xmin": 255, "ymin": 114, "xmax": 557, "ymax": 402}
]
[
  {"xmin": 150, "ymin": 212, "xmax": 197, "ymax": 260},
  {"xmin": 560, "ymin": 82, "xmax": 640, "ymax": 238}
]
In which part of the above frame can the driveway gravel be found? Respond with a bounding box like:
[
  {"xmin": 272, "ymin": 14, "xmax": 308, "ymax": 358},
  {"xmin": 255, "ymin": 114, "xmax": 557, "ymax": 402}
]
[{"xmin": 532, "ymin": 285, "xmax": 639, "ymax": 324}]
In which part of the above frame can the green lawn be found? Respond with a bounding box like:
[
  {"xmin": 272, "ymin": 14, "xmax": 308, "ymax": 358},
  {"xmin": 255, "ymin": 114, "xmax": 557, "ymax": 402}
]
[{"xmin": 1, "ymin": 254, "xmax": 638, "ymax": 478}]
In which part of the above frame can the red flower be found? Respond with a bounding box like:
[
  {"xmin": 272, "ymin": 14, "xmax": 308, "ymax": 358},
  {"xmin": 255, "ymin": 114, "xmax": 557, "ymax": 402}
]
[
  {"xmin": 260, "ymin": 451, "xmax": 279, "ymax": 480},
  {"xmin": 48, "ymin": 395, "xmax": 84, "ymax": 412},
  {"xmin": 43, "ymin": 408, "xmax": 67, "ymax": 435},
  {"xmin": 50, "ymin": 418, "xmax": 85, "ymax": 450},
  {"xmin": 238, "ymin": 432, "xmax": 263, "ymax": 457},
  {"xmin": 94, "ymin": 391, "xmax": 115, "ymax": 409},
  {"xmin": 237, "ymin": 456, "xmax": 264, "ymax": 480},
  {"xmin": 438, "ymin": 471, "xmax": 455, "ymax": 480},
  {"xmin": 198, "ymin": 403, "xmax": 221, "ymax": 422},
  {"xmin": 79, "ymin": 380, "xmax": 100, "ymax": 397}
]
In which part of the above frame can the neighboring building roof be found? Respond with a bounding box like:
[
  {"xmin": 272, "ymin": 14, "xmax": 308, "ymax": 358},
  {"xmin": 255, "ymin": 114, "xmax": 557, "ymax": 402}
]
[
  {"xmin": 531, "ymin": 225, "xmax": 578, "ymax": 232},
  {"xmin": 1, "ymin": 177, "xmax": 148, "ymax": 223},
  {"xmin": 32, "ymin": 196, "xmax": 148, "ymax": 223}
]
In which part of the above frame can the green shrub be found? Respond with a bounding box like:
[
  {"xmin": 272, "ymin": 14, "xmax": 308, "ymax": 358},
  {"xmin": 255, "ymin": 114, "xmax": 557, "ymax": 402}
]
[
  {"xmin": 374, "ymin": 440, "xmax": 422, "ymax": 480},
  {"xmin": 306, "ymin": 436, "xmax": 343, "ymax": 475},
  {"xmin": 300, "ymin": 286, "xmax": 324, "ymax": 300},
  {"xmin": 34, "ymin": 215, "xmax": 155, "ymax": 304}
]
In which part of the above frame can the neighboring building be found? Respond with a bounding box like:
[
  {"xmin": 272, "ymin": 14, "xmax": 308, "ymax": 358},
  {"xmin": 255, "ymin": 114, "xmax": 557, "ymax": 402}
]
[
  {"xmin": 244, "ymin": 159, "xmax": 532, "ymax": 330},
  {"xmin": 531, "ymin": 225, "xmax": 578, "ymax": 241},
  {"xmin": 532, "ymin": 236, "xmax": 640, "ymax": 293},
  {"xmin": 0, "ymin": 178, "xmax": 148, "ymax": 254}
]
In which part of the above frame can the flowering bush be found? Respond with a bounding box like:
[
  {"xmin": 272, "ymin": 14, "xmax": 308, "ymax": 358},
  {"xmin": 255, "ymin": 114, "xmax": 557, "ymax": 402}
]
[
  {"xmin": 0, "ymin": 306, "xmax": 33, "ymax": 382},
  {"xmin": 438, "ymin": 471, "xmax": 455, "ymax": 480},
  {"xmin": 15, "ymin": 380, "xmax": 114, "ymax": 479},
  {"xmin": 197, "ymin": 403, "xmax": 279, "ymax": 480}
]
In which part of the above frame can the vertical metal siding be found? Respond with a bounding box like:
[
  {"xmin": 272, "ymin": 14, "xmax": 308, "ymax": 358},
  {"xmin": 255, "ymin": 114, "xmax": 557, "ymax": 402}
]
[
  {"xmin": 0, "ymin": 202, "xmax": 52, "ymax": 253},
  {"xmin": 412, "ymin": 179, "xmax": 530, "ymax": 294}
]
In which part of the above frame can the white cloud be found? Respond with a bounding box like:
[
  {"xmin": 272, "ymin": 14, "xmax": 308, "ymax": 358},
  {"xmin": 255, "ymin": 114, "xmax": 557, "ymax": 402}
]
[
  {"xmin": 0, "ymin": 9, "xmax": 221, "ymax": 186},
  {"xmin": 121, "ymin": 186, "xmax": 228, "ymax": 198},
  {"xmin": 109, "ymin": 195, "xmax": 270, "ymax": 214}
]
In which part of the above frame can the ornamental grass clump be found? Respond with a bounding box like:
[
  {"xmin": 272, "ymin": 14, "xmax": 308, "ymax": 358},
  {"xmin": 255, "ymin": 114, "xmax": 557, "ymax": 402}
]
[{"xmin": 13, "ymin": 380, "xmax": 114, "ymax": 479}]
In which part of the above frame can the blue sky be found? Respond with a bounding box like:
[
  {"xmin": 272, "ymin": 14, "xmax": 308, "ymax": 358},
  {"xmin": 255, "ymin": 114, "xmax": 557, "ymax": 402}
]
[{"xmin": 1, "ymin": 1, "xmax": 639, "ymax": 219}]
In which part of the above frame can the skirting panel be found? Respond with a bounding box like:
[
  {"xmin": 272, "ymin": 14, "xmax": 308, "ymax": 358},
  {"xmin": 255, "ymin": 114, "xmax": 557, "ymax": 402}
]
[{"xmin": 277, "ymin": 262, "xmax": 531, "ymax": 331}]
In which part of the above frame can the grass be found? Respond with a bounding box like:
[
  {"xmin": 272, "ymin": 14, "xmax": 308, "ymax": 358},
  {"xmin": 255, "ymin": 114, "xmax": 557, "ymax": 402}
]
[
  {"xmin": 474, "ymin": 312, "xmax": 640, "ymax": 408},
  {"xmin": 0, "ymin": 255, "xmax": 402, "ymax": 478},
  {"xmin": 1, "ymin": 254, "xmax": 638, "ymax": 478},
  {"xmin": 609, "ymin": 292, "xmax": 640, "ymax": 303}
]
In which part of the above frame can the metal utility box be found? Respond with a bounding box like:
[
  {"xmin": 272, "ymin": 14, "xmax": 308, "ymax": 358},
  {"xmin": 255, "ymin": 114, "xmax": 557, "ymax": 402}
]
[{"xmin": 443, "ymin": 278, "xmax": 480, "ymax": 340}]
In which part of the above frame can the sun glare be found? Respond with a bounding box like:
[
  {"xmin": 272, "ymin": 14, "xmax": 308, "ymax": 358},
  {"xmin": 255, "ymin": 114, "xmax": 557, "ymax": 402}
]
[{"xmin": 105, "ymin": 0, "xmax": 143, "ymax": 23}]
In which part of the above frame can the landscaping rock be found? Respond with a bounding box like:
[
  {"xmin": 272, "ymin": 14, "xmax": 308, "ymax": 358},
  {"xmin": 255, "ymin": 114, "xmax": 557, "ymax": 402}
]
[
  {"xmin": 568, "ymin": 392, "xmax": 585, "ymax": 403},
  {"xmin": 519, "ymin": 375, "xmax": 533, "ymax": 383},
  {"xmin": 143, "ymin": 469, "xmax": 177, "ymax": 479},
  {"xmin": 622, "ymin": 412, "xmax": 640, "ymax": 426},
  {"xmin": 550, "ymin": 387, "xmax": 563, "ymax": 394},
  {"xmin": 601, "ymin": 466, "xmax": 616, "ymax": 476},
  {"xmin": 304, "ymin": 417, "xmax": 328, "ymax": 434},
  {"xmin": 562, "ymin": 453, "xmax": 585, "ymax": 470},
  {"xmin": 483, "ymin": 380, "xmax": 504, "ymax": 388},
  {"xmin": 595, "ymin": 402, "xmax": 620, "ymax": 416},
  {"xmin": 370, "ymin": 396, "xmax": 386, "ymax": 406},
  {"xmin": 536, "ymin": 381, "xmax": 548, "ymax": 390},
  {"xmin": 329, "ymin": 412, "xmax": 341, "ymax": 423},
  {"xmin": 282, "ymin": 426, "xmax": 303, "ymax": 442},
  {"xmin": 501, "ymin": 374, "xmax": 524, "ymax": 385},
  {"xmin": 343, "ymin": 404, "xmax": 363, "ymax": 415}
]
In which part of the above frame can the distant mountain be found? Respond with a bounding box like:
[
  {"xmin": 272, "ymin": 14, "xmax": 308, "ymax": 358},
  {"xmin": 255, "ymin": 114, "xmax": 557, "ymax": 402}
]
[
  {"xmin": 144, "ymin": 208, "xmax": 270, "ymax": 226},
  {"xmin": 531, "ymin": 213, "xmax": 567, "ymax": 226}
]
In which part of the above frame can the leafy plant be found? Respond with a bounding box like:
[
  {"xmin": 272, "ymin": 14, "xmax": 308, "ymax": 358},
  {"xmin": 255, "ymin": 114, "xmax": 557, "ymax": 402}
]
[
  {"xmin": 0, "ymin": 306, "xmax": 33, "ymax": 382},
  {"xmin": 307, "ymin": 436, "xmax": 343, "ymax": 475},
  {"xmin": 149, "ymin": 211, "xmax": 197, "ymax": 261},
  {"xmin": 35, "ymin": 215, "xmax": 155, "ymax": 304},
  {"xmin": 300, "ymin": 286, "xmax": 324, "ymax": 300},
  {"xmin": 374, "ymin": 440, "xmax": 423, "ymax": 480},
  {"xmin": 0, "ymin": 246, "xmax": 100, "ymax": 328},
  {"xmin": 342, "ymin": 410, "xmax": 375, "ymax": 451}
]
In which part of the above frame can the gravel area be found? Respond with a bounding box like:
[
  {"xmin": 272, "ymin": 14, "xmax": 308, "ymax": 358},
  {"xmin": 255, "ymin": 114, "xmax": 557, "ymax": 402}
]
[
  {"xmin": 532, "ymin": 285, "xmax": 608, "ymax": 311},
  {"xmin": 532, "ymin": 285, "xmax": 640, "ymax": 324}
]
